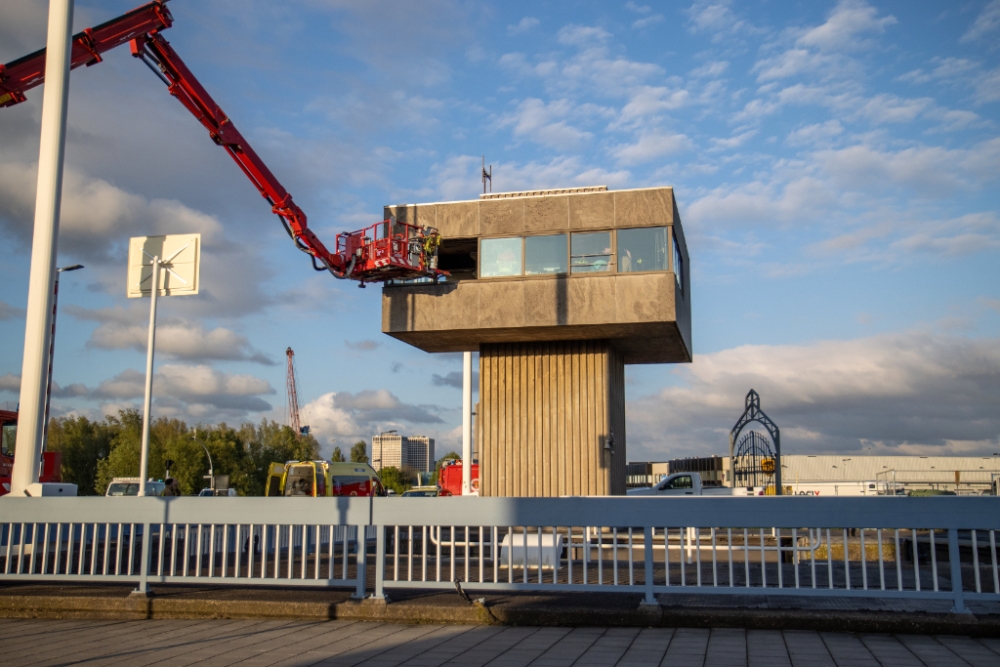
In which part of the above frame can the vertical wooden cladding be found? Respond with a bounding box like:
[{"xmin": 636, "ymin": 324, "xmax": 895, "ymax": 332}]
[{"xmin": 479, "ymin": 340, "xmax": 626, "ymax": 497}]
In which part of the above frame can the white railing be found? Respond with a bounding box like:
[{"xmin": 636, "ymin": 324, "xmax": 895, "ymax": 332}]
[{"xmin": 2, "ymin": 496, "xmax": 998, "ymax": 613}]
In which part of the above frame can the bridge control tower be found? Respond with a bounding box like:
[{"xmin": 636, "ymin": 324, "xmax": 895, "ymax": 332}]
[{"xmin": 381, "ymin": 185, "xmax": 691, "ymax": 496}]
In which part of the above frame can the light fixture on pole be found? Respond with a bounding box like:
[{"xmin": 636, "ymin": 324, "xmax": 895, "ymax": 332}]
[
  {"xmin": 41, "ymin": 263, "xmax": 83, "ymax": 449},
  {"xmin": 193, "ymin": 429, "xmax": 214, "ymax": 492},
  {"xmin": 127, "ymin": 234, "xmax": 201, "ymax": 496}
]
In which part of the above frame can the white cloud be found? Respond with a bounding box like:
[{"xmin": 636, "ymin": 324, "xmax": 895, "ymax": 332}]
[
  {"xmin": 92, "ymin": 365, "xmax": 274, "ymax": 413},
  {"xmin": 709, "ymin": 129, "xmax": 757, "ymax": 152},
  {"xmin": 507, "ymin": 17, "xmax": 540, "ymax": 35},
  {"xmin": 816, "ymin": 138, "xmax": 1000, "ymax": 196},
  {"xmin": 0, "ymin": 374, "xmax": 20, "ymax": 393},
  {"xmin": 853, "ymin": 94, "xmax": 932, "ymax": 124},
  {"xmin": 300, "ymin": 389, "xmax": 445, "ymax": 450},
  {"xmin": 690, "ymin": 61, "xmax": 729, "ymax": 78},
  {"xmin": 0, "ymin": 301, "xmax": 25, "ymax": 321},
  {"xmin": 499, "ymin": 98, "xmax": 594, "ymax": 150},
  {"xmin": 632, "ymin": 14, "xmax": 664, "ymax": 30},
  {"xmin": 961, "ymin": 0, "xmax": 1000, "ymax": 43},
  {"xmin": 627, "ymin": 332, "xmax": 1000, "ymax": 460},
  {"xmin": 345, "ymin": 339, "xmax": 380, "ymax": 352},
  {"xmin": 795, "ymin": 0, "xmax": 897, "ymax": 52},
  {"xmin": 612, "ymin": 131, "xmax": 694, "ymax": 165},
  {"xmin": 786, "ymin": 120, "xmax": 843, "ymax": 147},
  {"xmin": 615, "ymin": 86, "xmax": 691, "ymax": 128},
  {"xmin": 753, "ymin": 49, "xmax": 845, "ymax": 82},
  {"xmin": 83, "ymin": 318, "xmax": 275, "ymax": 365},
  {"xmin": 684, "ymin": 0, "xmax": 755, "ymax": 42},
  {"xmin": 813, "ymin": 212, "xmax": 1000, "ymax": 262},
  {"xmin": 557, "ymin": 25, "xmax": 612, "ymax": 47},
  {"xmin": 687, "ymin": 175, "xmax": 835, "ymax": 226},
  {"xmin": 0, "ymin": 162, "xmax": 223, "ymax": 263}
]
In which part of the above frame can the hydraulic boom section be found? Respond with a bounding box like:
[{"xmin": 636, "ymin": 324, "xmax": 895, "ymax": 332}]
[{"xmin": 0, "ymin": 0, "xmax": 447, "ymax": 285}]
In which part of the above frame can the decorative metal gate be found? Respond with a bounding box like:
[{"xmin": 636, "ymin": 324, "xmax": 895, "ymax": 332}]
[
  {"xmin": 732, "ymin": 430, "xmax": 776, "ymax": 488},
  {"xmin": 729, "ymin": 389, "xmax": 782, "ymax": 493}
]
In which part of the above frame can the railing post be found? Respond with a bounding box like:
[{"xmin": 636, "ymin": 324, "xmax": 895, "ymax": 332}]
[
  {"xmin": 641, "ymin": 526, "xmax": 657, "ymax": 606},
  {"xmin": 134, "ymin": 522, "xmax": 151, "ymax": 596},
  {"xmin": 373, "ymin": 524, "xmax": 388, "ymax": 600},
  {"xmin": 948, "ymin": 528, "xmax": 970, "ymax": 614},
  {"xmin": 352, "ymin": 525, "xmax": 366, "ymax": 599}
]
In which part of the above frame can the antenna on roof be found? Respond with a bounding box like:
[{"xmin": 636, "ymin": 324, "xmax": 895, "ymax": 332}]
[{"xmin": 482, "ymin": 156, "xmax": 492, "ymax": 194}]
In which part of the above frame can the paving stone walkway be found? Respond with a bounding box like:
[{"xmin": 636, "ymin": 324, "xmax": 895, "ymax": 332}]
[{"xmin": 3, "ymin": 619, "xmax": 998, "ymax": 667}]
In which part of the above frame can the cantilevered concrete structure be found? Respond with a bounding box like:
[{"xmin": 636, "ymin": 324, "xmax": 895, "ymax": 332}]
[{"xmin": 382, "ymin": 185, "xmax": 691, "ymax": 496}]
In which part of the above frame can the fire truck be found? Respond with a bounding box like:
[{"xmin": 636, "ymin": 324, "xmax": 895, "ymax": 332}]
[
  {"xmin": 265, "ymin": 461, "xmax": 386, "ymax": 498},
  {"xmin": 436, "ymin": 459, "xmax": 479, "ymax": 496},
  {"xmin": 0, "ymin": 410, "xmax": 62, "ymax": 496},
  {"xmin": 0, "ymin": 0, "xmax": 448, "ymax": 287}
]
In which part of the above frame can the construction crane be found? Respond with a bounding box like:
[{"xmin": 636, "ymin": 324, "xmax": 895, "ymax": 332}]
[
  {"xmin": 285, "ymin": 347, "xmax": 306, "ymax": 438},
  {"xmin": 0, "ymin": 0, "xmax": 448, "ymax": 287}
]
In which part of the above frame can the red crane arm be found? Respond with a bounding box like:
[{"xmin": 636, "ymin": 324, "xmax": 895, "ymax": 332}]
[
  {"xmin": 1, "ymin": 0, "xmax": 447, "ymax": 284},
  {"xmin": 131, "ymin": 31, "xmax": 346, "ymax": 274},
  {"xmin": 0, "ymin": 1, "xmax": 172, "ymax": 108}
]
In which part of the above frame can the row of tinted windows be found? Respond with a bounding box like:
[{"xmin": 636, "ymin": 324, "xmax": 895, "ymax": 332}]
[{"xmin": 480, "ymin": 227, "xmax": 678, "ymax": 281}]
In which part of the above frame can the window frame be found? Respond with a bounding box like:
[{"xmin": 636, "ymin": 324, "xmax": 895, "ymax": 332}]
[
  {"xmin": 616, "ymin": 225, "xmax": 669, "ymax": 274},
  {"xmin": 475, "ymin": 226, "xmax": 679, "ymax": 281}
]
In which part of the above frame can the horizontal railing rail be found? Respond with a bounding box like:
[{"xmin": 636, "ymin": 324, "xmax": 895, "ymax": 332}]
[{"xmin": 1, "ymin": 496, "xmax": 997, "ymax": 613}]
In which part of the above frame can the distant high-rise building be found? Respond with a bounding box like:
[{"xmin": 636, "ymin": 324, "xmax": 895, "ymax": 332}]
[
  {"xmin": 371, "ymin": 433, "xmax": 405, "ymax": 473},
  {"xmin": 407, "ymin": 436, "xmax": 435, "ymax": 473},
  {"xmin": 371, "ymin": 433, "xmax": 435, "ymax": 474}
]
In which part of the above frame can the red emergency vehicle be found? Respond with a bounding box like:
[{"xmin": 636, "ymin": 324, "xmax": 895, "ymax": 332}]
[
  {"xmin": 0, "ymin": 410, "xmax": 63, "ymax": 496},
  {"xmin": 437, "ymin": 459, "xmax": 479, "ymax": 496}
]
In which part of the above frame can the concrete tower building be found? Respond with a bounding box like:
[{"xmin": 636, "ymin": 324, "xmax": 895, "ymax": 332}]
[{"xmin": 382, "ymin": 185, "xmax": 691, "ymax": 496}]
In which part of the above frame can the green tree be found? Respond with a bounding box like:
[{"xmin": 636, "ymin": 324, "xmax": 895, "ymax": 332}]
[
  {"xmin": 46, "ymin": 415, "xmax": 115, "ymax": 495},
  {"xmin": 378, "ymin": 466, "xmax": 415, "ymax": 495},
  {"xmin": 237, "ymin": 419, "xmax": 318, "ymax": 496},
  {"xmin": 432, "ymin": 451, "xmax": 461, "ymax": 485},
  {"xmin": 350, "ymin": 440, "xmax": 368, "ymax": 463},
  {"xmin": 95, "ymin": 409, "xmax": 157, "ymax": 494},
  {"xmin": 331, "ymin": 446, "xmax": 345, "ymax": 462}
]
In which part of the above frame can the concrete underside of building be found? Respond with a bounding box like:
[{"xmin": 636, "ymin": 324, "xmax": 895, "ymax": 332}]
[{"xmin": 382, "ymin": 186, "xmax": 690, "ymax": 497}]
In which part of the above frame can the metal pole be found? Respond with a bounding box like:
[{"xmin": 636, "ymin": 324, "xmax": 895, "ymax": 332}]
[
  {"xmin": 41, "ymin": 272, "xmax": 61, "ymax": 452},
  {"xmin": 462, "ymin": 351, "xmax": 472, "ymax": 495},
  {"xmin": 42, "ymin": 264, "xmax": 82, "ymax": 451},
  {"xmin": 138, "ymin": 257, "xmax": 160, "ymax": 496},
  {"xmin": 10, "ymin": 0, "xmax": 75, "ymax": 497}
]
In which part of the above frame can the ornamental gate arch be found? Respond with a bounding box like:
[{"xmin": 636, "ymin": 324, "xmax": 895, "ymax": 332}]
[{"xmin": 729, "ymin": 389, "xmax": 782, "ymax": 494}]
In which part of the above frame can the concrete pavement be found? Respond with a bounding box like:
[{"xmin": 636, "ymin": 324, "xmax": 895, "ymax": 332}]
[{"xmin": 4, "ymin": 618, "xmax": 1000, "ymax": 666}]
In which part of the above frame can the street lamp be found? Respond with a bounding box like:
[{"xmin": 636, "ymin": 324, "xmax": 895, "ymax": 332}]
[
  {"xmin": 194, "ymin": 429, "xmax": 214, "ymax": 492},
  {"xmin": 42, "ymin": 263, "xmax": 84, "ymax": 449}
]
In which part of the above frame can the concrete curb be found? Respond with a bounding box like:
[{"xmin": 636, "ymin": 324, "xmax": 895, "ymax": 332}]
[{"xmin": 1, "ymin": 592, "xmax": 997, "ymax": 636}]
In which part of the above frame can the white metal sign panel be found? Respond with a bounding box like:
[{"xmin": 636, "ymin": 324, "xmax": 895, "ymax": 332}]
[{"xmin": 127, "ymin": 233, "xmax": 201, "ymax": 298}]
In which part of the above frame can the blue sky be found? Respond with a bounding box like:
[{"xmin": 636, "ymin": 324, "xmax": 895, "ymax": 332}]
[{"xmin": 1, "ymin": 0, "xmax": 998, "ymax": 461}]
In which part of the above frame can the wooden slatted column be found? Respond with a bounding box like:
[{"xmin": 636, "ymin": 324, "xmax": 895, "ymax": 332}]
[{"xmin": 479, "ymin": 340, "xmax": 626, "ymax": 496}]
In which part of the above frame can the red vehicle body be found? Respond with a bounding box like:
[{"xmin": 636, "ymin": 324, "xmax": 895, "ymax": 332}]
[
  {"xmin": 437, "ymin": 459, "xmax": 479, "ymax": 496},
  {"xmin": 0, "ymin": 410, "xmax": 62, "ymax": 496}
]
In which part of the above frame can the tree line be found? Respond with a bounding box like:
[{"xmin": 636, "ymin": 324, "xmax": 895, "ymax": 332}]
[
  {"xmin": 47, "ymin": 409, "xmax": 320, "ymax": 496},
  {"xmin": 46, "ymin": 410, "xmax": 465, "ymax": 497}
]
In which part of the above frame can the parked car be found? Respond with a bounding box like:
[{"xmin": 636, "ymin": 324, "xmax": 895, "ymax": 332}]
[
  {"xmin": 198, "ymin": 488, "xmax": 237, "ymax": 497},
  {"xmin": 105, "ymin": 477, "xmax": 165, "ymax": 496},
  {"xmin": 401, "ymin": 486, "xmax": 438, "ymax": 497}
]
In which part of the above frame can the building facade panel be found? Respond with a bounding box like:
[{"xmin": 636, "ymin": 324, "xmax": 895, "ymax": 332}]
[{"xmin": 479, "ymin": 340, "xmax": 625, "ymax": 497}]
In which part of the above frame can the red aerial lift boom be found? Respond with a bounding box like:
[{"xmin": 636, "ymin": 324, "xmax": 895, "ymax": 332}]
[{"xmin": 0, "ymin": 0, "xmax": 446, "ymax": 286}]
